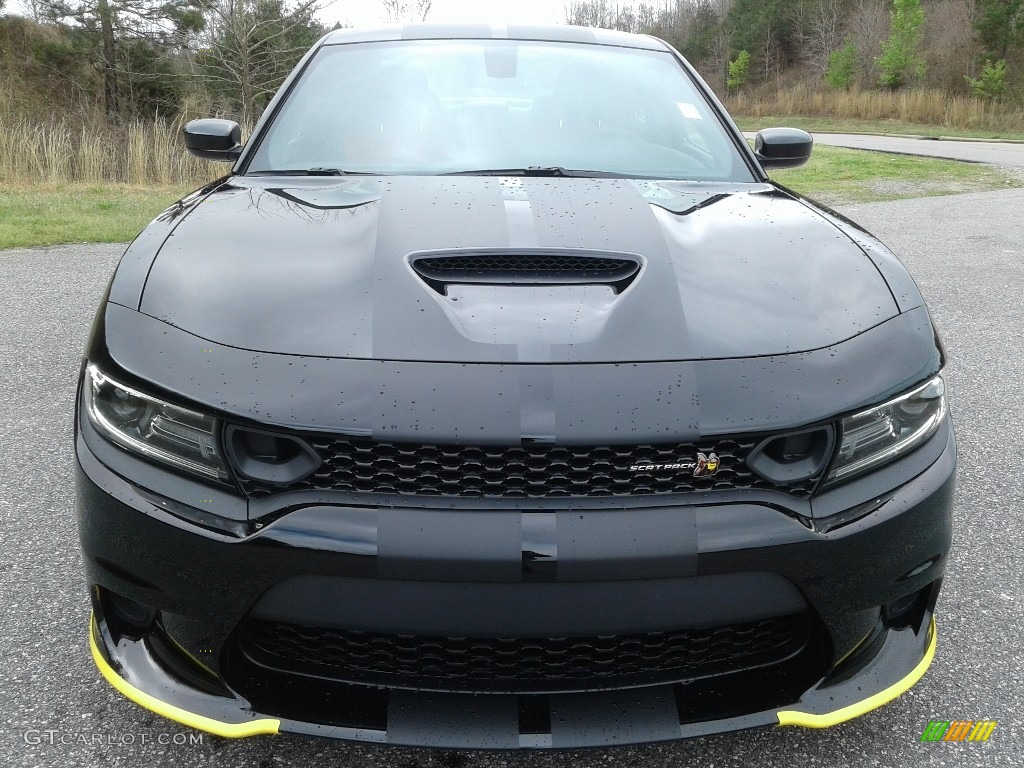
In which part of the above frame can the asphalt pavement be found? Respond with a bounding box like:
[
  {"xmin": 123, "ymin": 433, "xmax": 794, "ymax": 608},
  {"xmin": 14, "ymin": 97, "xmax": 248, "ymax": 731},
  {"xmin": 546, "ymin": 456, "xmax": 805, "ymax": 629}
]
[
  {"xmin": 2, "ymin": 188, "xmax": 1023, "ymax": 767},
  {"xmin": 750, "ymin": 131, "xmax": 1024, "ymax": 167}
]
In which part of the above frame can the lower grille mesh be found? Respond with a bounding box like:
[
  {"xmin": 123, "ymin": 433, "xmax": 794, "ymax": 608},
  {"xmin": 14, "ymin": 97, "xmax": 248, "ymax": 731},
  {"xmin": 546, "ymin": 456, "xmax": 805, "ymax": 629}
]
[{"xmin": 241, "ymin": 614, "xmax": 811, "ymax": 692}]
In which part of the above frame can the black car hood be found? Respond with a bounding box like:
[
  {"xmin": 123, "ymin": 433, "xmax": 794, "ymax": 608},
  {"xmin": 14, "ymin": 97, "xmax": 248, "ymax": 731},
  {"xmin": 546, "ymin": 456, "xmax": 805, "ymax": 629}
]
[{"xmin": 137, "ymin": 176, "xmax": 899, "ymax": 363}]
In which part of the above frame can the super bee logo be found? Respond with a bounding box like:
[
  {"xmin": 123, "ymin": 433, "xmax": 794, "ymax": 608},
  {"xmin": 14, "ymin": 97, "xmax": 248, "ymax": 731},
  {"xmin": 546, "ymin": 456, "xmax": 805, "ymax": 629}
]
[
  {"xmin": 693, "ymin": 452, "xmax": 720, "ymax": 477},
  {"xmin": 629, "ymin": 452, "xmax": 720, "ymax": 478}
]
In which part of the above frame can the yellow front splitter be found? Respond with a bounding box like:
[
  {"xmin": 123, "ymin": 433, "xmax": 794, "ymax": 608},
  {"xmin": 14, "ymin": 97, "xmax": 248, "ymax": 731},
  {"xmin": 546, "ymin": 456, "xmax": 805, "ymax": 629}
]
[
  {"xmin": 89, "ymin": 614, "xmax": 280, "ymax": 738},
  {"xmin": 777, "ymin": 616, "xmax": 937, "ymax": 728},
  {"xmin": 88, "ymin": 612, "xmax": 938, "ymax": 741}
]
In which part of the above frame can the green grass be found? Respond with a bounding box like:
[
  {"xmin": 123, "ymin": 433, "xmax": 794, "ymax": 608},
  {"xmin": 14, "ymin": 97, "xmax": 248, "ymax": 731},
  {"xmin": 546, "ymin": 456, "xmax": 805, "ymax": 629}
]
[
  {"xmin": 737, "ymin": 115, "xmax": 1024, "ymax": 142},
  {"xmin": 767, "ymin": 144, "xmax": 1022, "ymax": 205},
  {"xmin": 0, "ymin": 150, "xmax": 1019, "ymax": 249},
  {"xmin": 0, "ymin": 183, "xmax": 193, "ymax": 250}
]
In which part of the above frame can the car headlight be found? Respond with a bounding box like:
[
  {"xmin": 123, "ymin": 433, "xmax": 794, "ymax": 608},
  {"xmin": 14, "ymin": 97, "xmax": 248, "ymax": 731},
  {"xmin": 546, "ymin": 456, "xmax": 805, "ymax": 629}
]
[
  {"xmin": 83, "ymin": 364, "xmax": 229, "ymax": 481},
  {"xmin": 825, "ymin": 375, "xmax": 946, "ymax": 486}
]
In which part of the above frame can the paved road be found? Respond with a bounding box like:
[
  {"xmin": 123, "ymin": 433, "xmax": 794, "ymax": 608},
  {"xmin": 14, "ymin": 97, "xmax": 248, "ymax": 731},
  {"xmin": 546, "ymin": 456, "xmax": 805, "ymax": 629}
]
[
  {"xmin": 809, "ymin": 133, "xmax": 1024, "ymax": 167},
  {"xmin": 3, "ymin": 190, "xmax": 1023, "ymax": 767}
]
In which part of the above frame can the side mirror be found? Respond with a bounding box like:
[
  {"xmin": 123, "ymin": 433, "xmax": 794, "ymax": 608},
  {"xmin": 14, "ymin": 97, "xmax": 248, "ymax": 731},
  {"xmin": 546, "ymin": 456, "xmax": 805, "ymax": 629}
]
[
  {"xmin": 754, "ymin": 128, "xmax": 813, "ymax": 170},
  {"xmin": 183, "ymin": 119, "xmax": 242, "ymax": 161}
]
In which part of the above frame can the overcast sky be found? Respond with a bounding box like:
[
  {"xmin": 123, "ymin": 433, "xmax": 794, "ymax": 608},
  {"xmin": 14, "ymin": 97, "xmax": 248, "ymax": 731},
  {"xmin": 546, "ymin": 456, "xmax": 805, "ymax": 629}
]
[{"xmin": 324, "ymin": 0, "xmax": 568, "ymax": 28}]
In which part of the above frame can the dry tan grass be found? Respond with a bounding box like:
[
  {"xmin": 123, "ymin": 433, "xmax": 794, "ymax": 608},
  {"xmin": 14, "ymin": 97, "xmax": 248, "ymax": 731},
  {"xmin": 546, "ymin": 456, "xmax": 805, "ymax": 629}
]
[
  {"xmin": 4, "ymin": 86, "xmax": 1022, "ymax": 186},
  {"xmin": 0, "ymin": 116, "xmax": 219, "ymax": 186},
  {"xmin": 727, "ymin": 86, "xmax": 1024, "ymax": 134}
]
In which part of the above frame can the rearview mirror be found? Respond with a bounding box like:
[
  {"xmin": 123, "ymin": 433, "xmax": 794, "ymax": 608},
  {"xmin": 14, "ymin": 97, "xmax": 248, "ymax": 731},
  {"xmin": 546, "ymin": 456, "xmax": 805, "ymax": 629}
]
[
  {"xmin": 754, "ymin": 128, "xmax": 813, "ymax": 170},
  {"xmin": 183, "ymin": 119, "xmax": 243, "ymax": 161}
]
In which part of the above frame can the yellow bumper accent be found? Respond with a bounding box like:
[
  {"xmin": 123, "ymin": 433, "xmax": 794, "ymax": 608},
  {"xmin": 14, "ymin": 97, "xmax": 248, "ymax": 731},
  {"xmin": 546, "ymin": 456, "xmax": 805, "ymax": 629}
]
[
  {"xmin": 89, "ymin": 615, "xmax": 280, "ymax": 738},
  {"xmin": 777, "ymin": 616, "xmax": 937, "ymax": 728}
]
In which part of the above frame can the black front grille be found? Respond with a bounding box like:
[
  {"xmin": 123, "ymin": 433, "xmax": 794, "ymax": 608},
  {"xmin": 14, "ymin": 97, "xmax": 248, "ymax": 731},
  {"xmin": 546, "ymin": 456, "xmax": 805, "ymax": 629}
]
[
  {"xmin": 241, "ymin": 614, "xmax": 811, "ymax": 693},
  {"xmin": 239, "ymin": 437, "xmax": 818, "ymax": 499}
]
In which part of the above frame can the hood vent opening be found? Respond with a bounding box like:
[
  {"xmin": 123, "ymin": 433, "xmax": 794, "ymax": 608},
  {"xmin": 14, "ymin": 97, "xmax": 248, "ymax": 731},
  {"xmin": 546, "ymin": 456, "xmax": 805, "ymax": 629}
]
[{"xmin": 410, "ymin": 248, "xmax": 642, "ymax": 295}]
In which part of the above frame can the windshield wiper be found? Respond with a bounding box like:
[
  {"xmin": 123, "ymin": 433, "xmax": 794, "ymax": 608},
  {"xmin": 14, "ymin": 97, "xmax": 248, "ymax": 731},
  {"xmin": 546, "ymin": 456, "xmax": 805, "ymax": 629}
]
[
  {"xmin": 442, "ymin": 166, "xmax": 626, "ymax": 178},
  {"xmin": 250, "ymin": 167, "xmax": 636, "ymax": 178}
]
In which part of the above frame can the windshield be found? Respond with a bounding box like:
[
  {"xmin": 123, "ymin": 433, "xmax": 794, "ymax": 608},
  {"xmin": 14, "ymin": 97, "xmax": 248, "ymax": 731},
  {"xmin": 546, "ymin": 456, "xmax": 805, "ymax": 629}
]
[{"xmin": 246, "ymin": 39, "xmax": 754, "ymax": 181}]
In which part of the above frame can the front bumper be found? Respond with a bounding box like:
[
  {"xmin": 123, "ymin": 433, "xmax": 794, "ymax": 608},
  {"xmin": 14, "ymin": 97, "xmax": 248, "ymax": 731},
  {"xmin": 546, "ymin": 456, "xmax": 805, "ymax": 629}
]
[
  {"xmin": 77, "ymin": 410, "xmax": 955, "ymax": 748},
  {"xmin": 88, "ymin": 609, "xmax": 936, "ymax": 746}
]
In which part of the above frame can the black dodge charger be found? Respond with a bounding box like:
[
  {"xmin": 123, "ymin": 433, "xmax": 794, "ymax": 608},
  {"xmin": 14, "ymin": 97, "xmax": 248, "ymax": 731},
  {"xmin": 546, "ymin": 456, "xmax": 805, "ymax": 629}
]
[{"xmin": 77, "ymin": 24, "xmax": 955, "ymax": 748}]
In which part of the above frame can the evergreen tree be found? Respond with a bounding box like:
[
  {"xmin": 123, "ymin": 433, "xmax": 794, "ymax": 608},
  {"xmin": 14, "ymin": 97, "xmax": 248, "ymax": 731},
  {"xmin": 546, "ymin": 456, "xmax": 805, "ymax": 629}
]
[
  {"xmin": 974, "ymin": 0, "xmax": 1024, "ymax": 62},
  {"xmin": 876, "ymin": 0, "xmax": 926, "ymax": 89},
  {"xmin": 825, "ymin": 39, "xmax": 858, "ymax": 89},
  {"xmin": 39, "ymin": 0, "xmax": 205, "ymax": 116}
]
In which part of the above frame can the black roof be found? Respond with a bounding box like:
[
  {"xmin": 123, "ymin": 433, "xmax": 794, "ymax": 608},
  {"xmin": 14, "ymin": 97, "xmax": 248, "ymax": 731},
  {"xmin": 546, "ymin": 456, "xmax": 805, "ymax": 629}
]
[{"xmin": 322, "ymin": 23, "xmax": 668, "ymax": 51}]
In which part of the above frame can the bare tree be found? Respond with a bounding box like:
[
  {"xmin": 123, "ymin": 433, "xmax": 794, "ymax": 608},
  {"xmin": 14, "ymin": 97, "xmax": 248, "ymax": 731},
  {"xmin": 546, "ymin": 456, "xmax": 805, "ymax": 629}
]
[
  {"xmin": 567, "ymin": 1, "xmax": 702, "ymax": 34},
  {"xmin": 847, "ymin": 0, "xmax": 889, "ymax": 85},
  {"xmin": 923, "ymin": 0, "xmax": 976, "ymax": 90},
  {"xmin": 22, "ymin": 0, "xmax": 45, "ymax": 21},
  {"xmin": 197, "ymin": 0, "xmax": 332, "ymax": 124},
  {"xmin": 762, "ymin": 21, "xmax": 776, "ymax": 80},
  {"xmin": 382, "ymin": 0, "xmax": 432, "ymax": 23},
  {"xmin": 98, "ymin": 0, "xmax": 117, "ymax": 114},
  {"xmin": 706, "ymin": 10, "xmax": 732, "ymax": 90},
  {"xmin": 634, "ymin": 2, "xmax": 658, "ymax": 31},
  {"xmin": 565, "ymin": 0, "xmax": 612, "ymax": 27},
  {"xmin": 801, "ymin": 0, "xmax": 846, "ymax": 73}
]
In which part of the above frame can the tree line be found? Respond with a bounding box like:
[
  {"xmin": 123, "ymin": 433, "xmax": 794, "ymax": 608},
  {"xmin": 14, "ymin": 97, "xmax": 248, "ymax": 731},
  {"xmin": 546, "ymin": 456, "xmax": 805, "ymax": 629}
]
[
  {"xmin": 0, "ymin": 0, "xmax": 433, "ymax": 125},
  {"xmin": 565, "ymin": 0, "xmax": 1024, "ymax": 99},
  {"xmin": 3, "ymin": 0, "xmax": 1021, "ymax": 130}
]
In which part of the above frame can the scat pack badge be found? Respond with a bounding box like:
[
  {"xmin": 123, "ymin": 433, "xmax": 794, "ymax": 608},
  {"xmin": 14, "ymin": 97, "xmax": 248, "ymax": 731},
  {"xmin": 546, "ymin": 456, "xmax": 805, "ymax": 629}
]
[{"xmin": 629, "ymin": 452, "xmax": 720, "ymax": 478}]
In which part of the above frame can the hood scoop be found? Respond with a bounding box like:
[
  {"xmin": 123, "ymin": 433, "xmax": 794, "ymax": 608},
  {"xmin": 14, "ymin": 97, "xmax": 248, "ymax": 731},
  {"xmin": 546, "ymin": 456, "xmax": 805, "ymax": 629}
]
[{"xmin": 410, "ymin": 248, "xmax": 643, "ymax": 295}]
